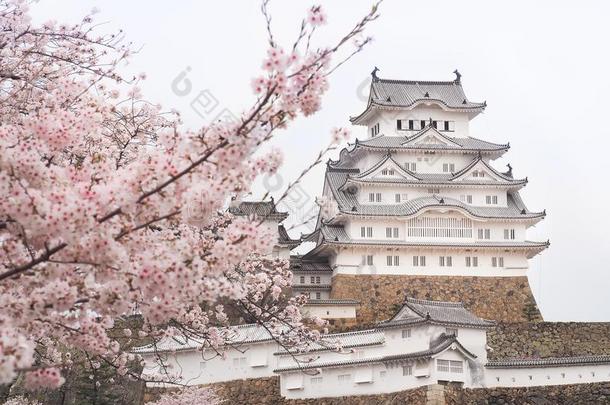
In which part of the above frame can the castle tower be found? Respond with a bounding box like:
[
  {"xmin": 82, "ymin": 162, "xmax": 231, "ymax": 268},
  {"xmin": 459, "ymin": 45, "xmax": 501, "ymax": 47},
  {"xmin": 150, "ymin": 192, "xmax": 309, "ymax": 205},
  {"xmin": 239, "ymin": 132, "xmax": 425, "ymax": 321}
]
[{"xmin": 303, "ymin": 71, "xmax": 548, "ymax": 324}]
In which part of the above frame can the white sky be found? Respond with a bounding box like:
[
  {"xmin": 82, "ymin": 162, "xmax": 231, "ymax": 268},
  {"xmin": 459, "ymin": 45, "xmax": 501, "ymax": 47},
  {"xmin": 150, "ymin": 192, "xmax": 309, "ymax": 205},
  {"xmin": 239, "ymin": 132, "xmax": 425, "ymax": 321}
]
[{"xmin": 30, "ymin": 0, "xmax": 610, "ymax": 321}]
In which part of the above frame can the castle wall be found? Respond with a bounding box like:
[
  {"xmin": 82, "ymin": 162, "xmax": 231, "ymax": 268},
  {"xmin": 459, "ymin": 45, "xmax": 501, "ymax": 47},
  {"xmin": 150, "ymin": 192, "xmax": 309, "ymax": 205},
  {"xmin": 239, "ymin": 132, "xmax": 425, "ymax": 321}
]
[
  {"xmin": 329, "ymin": 274, "xmax": 542, "ymax": 324},
  {"xmin": 146, "ymin": 378, "xmax": 610, "ymax": 404},
  {"xmin": 488, "ymin": 322, "xmax": 610, "ymax": 360}
]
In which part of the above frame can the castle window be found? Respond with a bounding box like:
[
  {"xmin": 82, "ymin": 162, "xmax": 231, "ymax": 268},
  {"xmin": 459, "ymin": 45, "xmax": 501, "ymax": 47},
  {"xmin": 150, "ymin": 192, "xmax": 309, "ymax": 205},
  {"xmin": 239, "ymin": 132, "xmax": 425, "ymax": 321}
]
[
  {"xmin": 362, "ymin": 226, "xmax": 373, "ymax": 238},
  {"xmin": 427, "ymin": 188, "xmax": 440, "ymax": 194},
  {"xmin": 376, "ymin": 193, "xmax": 382, "ymax": 202},
  {"xmin": 337, "ymin": 374, "xmax": 351, "ymax": 382},
  {"xmin": 311, "ymin": 377, "xmax": 323, "ymax": 385},
  {"xmin": 465, "ymin": 256, "xmax": 478, "ymax": 267},
  {"xmin": 315, "ymin": 276, "xmax": 320, "ymax": 284},
  {"xmin": 299, "ymin": 276, "xmax": 305, "ymax": 284},
  {"xmin": 460, "ymin": 194, "xmax": 473, "ymax": 204},
  {"xmin": 485, "ymin": 195, "xmax": 498, "ymax": 205},
  {"xmin": 369, "ymin": 193, "xmax": 375, "ymax": 202},
  {"xmin": 439, "ymin": 256, "xmax": 453, "ymax": 267},
  {"xmin": 370, "ymin": 123, "xmax": 380, "ymax": 137},
  {"xmin": 443, "ymin": 163, "xmax": 455, "ymax": 173},
  {"xmin": 503, "ymin": 229, "xmax": 516, "ymax": 240},
  {"xmin": 396, "ymin": 120, "xmax": 402, "ymax": 130},
  {"xmin": 450, "ymin": 360, "xmax": 463, "ymax": 373},
  {"xmin": 437, "ymin": 359, "xmax": 450, "ymax": 372},
  {"xmin": 432, "ymin": 120, "xmax": 438, "ymax": 129},
  {"xmin": 408, "ymin": 217, "xmax": 473, "ymax": 238},
  {"xmin": 477, "ymin": 229, "xmax": 491, "ymax": 239},
  {"xmin": 386, "ymin": 255, "xmax": 400, "ymax": 266},
  {"xmin": 366, "ymin": 255, "xmax": 374, "ymax": 265},
  {"xmin": 379, "ymin": 370, "xmax": 387, "ymax": 378},
  {"xmin": 405, "ymin": 162, "xmax": 417, "ymax": 172},
  {"xmin": 315, "ymin": 292, "xmax": 321, "ymax": 299},
  {"xmin": 492, "ymin": 257, "xmax": 505, "ymax": 267},
  {"xmin": 386, "ymin": 227, "xmax": 399, "ymax": 238},
  {"xmin": 310, "ymin": 276, "xmax": 315, "ymax": 283},
  {"xmin": 395, "ymin": 193, "xmax": 401, "ymax": 203},
  {"xmin": 413, "ymin": 256, "xmax": 426, "ymax": 266},
  {"xmin": 420, "ymin": 120, "xmax": 426, "ymax": 129},
  {"xmin": 402, "ymin": 365, "xmax": 413, "ymax": 376},
  {"xmin": 409, "ymin": 120, "xmax": 414, "ymax": 130},
  {"xmin": 401, "ymin": 329, "xmax": 411, "ymax": 339}
]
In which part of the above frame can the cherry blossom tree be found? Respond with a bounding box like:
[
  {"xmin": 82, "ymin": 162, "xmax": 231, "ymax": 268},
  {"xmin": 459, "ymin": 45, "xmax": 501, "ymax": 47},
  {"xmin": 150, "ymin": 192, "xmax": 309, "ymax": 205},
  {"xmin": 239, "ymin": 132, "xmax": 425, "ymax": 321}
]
[{"xmin": 0, "ymin": 0, "xmax": 379, "ymax": 399}]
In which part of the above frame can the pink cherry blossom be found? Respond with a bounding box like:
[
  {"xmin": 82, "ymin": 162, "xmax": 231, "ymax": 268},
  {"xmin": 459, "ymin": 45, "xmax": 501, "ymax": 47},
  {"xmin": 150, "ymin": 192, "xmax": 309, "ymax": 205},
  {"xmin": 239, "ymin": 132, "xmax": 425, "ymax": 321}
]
[{"xmin": 307, "ymin": 5, "xmax": 327, "ymax": 26}]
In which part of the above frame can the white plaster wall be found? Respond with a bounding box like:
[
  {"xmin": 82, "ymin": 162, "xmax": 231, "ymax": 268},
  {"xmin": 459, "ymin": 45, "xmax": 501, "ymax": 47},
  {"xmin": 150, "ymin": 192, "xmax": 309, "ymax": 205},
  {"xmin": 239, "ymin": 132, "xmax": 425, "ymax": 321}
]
[
  {"xmin": 294, "ymin": 290, "xmax": 331, "ymax": 300},
  {"xmin": 486, "ymin": 364, "xmax": 610, "ymax": 388},
  {"xmin": 356, "ymin": 185, "xmax": 509, "ymax": 207},
  {"xmin": 355, "ymin": 151, "xmax": 477, "ymax": 176},
  {"xmin": 142, "ymin": 342, "xmax": 279, "ymax": 386},
  {"xmin": 293, "ymin": 273, "xmax": 332, "ymax": 285},
  {"xmin": 367, "ymin": 107, "xmax": 471, "ymax": 139},
  {"xmin": 300, "ymin": 304, "xmax": 357, "ymax": 319},
  {"xmin": 333, "ymin": 248, "xmax": 529, "ymax": 277}
]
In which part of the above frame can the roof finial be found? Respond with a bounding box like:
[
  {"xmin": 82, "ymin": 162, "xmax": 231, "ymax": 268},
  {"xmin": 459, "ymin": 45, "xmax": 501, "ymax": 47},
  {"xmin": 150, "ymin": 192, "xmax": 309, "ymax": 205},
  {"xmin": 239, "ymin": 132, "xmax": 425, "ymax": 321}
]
[
  {"xmin": 506, "ymin": 163, "xmax": 513, "ymax": 177},
  {"xmin": 429, "ymin": 117, "xmax": 433, "ymax": 126},
  {"xmin": 453, "ymin": 69, "xmax": 461, "ymax": 83},
  {"xmin": 371, "ymin": 66, "xmax": 380, "ymax": 82}
]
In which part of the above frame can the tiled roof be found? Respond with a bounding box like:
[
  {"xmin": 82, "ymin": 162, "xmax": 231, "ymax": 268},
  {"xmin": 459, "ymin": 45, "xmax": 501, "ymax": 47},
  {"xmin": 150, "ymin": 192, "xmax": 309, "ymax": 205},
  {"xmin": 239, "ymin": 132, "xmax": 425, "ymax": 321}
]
[
  {"xmin": 303, "ymin": 299, "xmax": 360, "ymax": 306},
  {"xmin": 486, "ymin": 355, "xmax": 610, "ymax": 369},
  {"xmin": 277, "ymin": 225, "xmax": 300, "ymax": 248},
  {"xmin": 351, "ymin": 76, "xmax": 486, "ymax": 124},
  {"xmin": 290, "ymin": 256, "xmax": 333, "ymax": 273},
  {"xmin": 326, "ymin": 169, "xmax": 544, "ymax": 220},
  {"xmin": 132, "ymin": 324, "xmax": 275, "ymax": 354},
  {"xmin": 350, "ymin": 135, "xmax": 508, "ymax": 153},
  {"xmin": 292, "ymin": 284, "xmax": 332, "ymax": 290},
  {"xmin": 228, "ymin": 200, "xmax": 288, "ymax": 222},
  {"xmin": 339, "ymin": 153, "xmax": 526, "ymax": 188},
  {"xmin": 276, "ymin": 329, "xmax": 384, "ymax": 355},
  {"xmin": 274, "ymin": 334, "xmax": 474, "ymax": 373},
  {"xmin": 317, "ymin": 224, "xmax": 549, "ymax": 254},
  {"xmin": 378, "ymin": 297, "xmax": 495, "ymax": 329}
]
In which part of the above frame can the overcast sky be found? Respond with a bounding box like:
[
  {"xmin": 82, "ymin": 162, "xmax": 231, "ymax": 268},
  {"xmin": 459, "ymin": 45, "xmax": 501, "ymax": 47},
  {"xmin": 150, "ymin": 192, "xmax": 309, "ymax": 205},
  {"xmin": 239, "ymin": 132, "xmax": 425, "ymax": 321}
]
[{"xmin": 30, "ymin": 0, "xmax": 610, "ymax": 321}]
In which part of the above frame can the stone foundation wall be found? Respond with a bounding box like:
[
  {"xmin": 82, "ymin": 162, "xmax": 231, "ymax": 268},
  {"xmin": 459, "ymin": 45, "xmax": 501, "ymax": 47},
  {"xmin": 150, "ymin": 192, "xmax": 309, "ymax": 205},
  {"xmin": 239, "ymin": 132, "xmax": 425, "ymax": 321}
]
[
  {"xmin": 182, "ymin": 377, "xmax": 428, "ymax": 404},
  {"xmin": 445, "ymin": 382, "xmax": 610, "ymax": 404},
  {"xmin": 330, "ymin": 275, "xmax": 542, "ymax": 324},
  {"xmin": 487, "ymin": 322, "xmax": 610, "ymax": 360},
  {"xmin": 146, "ymin": 380, "xmax": 610, "ymax": 404}
]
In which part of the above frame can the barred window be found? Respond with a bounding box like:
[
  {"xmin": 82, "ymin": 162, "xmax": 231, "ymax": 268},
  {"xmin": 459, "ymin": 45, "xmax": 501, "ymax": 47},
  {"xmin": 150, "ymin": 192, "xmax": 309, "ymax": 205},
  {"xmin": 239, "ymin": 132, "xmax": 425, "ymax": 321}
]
[{"xmin": 408, "ymin": 217, "xmax": 473, "ymax": 238}]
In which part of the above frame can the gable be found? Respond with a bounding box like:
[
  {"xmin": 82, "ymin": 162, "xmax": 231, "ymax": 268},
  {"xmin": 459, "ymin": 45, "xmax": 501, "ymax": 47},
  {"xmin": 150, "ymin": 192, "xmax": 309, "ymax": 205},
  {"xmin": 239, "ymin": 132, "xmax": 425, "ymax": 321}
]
[
  {"xmin": 451, "ymin": 159, "xmax": 508, "ymax": 183},
  {"xmin": 391, "ymin": 305, "xmax": 423, "ymax": 322},
  {"xmin": 402, "ymin": 126, "xmax": 461, "ymax": 148},
  {"xmin": 356, "ymin": 154, "xmax": 420, "ymax": 182}
]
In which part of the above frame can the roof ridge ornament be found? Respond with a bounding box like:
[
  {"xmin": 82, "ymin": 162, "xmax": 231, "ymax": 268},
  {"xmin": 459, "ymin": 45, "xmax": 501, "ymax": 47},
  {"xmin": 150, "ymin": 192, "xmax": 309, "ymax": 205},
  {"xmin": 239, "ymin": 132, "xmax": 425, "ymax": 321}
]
[
  {"xmin": 371, "ymin": 66, "xmax": 380, "ymax": 82},
  {"xmin": 453, "ymin": 69, "xmax": 461, "ymax": 84},
  {"xmin": 424, "ymin": 91, "xmax": 429, "ymax": 98}
]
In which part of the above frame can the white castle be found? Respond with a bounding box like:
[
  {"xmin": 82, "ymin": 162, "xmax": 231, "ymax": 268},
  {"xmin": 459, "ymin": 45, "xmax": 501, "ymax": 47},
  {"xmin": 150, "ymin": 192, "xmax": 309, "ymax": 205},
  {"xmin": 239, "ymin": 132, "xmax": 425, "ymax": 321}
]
[
  {"xmin": 311, "ymin": 68, "xmax": 547, "ymax": 279},
  {"xmin": 135, "ymin": 72, "xmax": 610, "ymax": 400}
]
